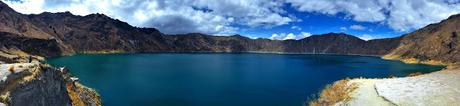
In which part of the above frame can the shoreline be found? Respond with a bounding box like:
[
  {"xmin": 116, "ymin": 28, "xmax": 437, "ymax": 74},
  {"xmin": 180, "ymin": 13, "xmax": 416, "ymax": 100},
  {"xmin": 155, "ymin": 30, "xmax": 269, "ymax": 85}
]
[{"xmin": 51, "ymin": 50, "xmax": 384, "ymax": 58}]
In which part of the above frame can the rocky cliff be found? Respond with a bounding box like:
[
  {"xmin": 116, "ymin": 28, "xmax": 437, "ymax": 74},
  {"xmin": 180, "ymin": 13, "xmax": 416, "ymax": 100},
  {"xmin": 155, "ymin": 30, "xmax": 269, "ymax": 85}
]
[{"xmin": 0, "ymin": 63, "xmax": 101, "ymax": 106}]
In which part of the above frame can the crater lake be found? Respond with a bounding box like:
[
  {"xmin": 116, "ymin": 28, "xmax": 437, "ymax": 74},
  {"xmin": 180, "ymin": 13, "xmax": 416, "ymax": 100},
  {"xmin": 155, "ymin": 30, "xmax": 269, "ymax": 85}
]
[{"xmin": 47, "ymin": 53, "xmax": 444, "ymax": 106}]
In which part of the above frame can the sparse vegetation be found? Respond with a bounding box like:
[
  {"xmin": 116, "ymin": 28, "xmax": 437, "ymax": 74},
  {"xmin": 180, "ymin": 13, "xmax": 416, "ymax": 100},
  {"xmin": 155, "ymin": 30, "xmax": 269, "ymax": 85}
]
[
  {"xmin": 66, "ymin": 83, "xmax": 85, "ymax": 106},
  {"xmin": 408, "ymin": 72, "xmax": 423, "ymax": 77},
  {"xmin": 388, "ymin": 74, "xmax": 397, "ymax": 78},
  {"xmin": 66, "ymin": 82, "xmax": 102, "ymax": 106},
  {"xmin": 308, "ymin": 78, "xmax": 357, "ymax": 106}
]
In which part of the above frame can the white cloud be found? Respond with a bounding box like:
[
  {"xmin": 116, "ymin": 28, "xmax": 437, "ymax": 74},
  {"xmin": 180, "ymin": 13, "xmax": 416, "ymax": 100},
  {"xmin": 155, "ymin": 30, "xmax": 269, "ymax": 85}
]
[
  {"xmin": 349, "ymin": 25, "xmax": 366, "ymax": 30},
  {"xmin": 291, "ymin": 26, "xmax": 302, "ymax": 30},
  {"xmin": 358, "ymin": 34, "xmax": 374, "ymax": 41},
  {"xmin": 270, "ymin": 32, "xmax": 311, "ymax": 40},
  {"xmin": 4, "ymin": 0, "xmax": 460, "ymax": 35},
  {"xmin": 357, "ymin": 34, "xmax": 384, "ymax": 41},
  {"xmin": 286, "ymin": 0, "xmax": 460, "ymax": 31},
  {"xmin": 340, "ymin": 27, "xmax": 347, "ymax": 30},
  {"xmin": 3, "ymin": 0, "xmax": 295, "ymax": 34},
  {"xmin": 246, "ymin": 36, "xmax": 259, "ymax": 39}
]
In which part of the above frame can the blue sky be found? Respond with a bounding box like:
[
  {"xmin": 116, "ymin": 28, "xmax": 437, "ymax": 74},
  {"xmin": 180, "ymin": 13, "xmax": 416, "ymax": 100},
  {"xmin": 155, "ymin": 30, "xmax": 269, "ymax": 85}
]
[
  {"xmin": 3, "ymin": 0, "xmax": 460, "ymax": 40},
  {"xmin": 239, "ymin": 6, "xmax": 405, "ymax": 40}
]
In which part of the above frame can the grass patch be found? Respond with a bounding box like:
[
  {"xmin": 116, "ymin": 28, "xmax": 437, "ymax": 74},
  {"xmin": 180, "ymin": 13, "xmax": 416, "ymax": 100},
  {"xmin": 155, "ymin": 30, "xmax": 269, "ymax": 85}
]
[
  {"xmin": 66, "ymin": 83, "xmax": 86, "ymax": 106},
  {"xmin": 407, "ymin": 72, "xmax": 423, "ymax": 77},
  {"xmin": 66, "ymin": 81, "xmax": 102, "ymax": 106},
  {"xmin": 308, "ymin": 78, "xmax": 357, "ymax": 106}
]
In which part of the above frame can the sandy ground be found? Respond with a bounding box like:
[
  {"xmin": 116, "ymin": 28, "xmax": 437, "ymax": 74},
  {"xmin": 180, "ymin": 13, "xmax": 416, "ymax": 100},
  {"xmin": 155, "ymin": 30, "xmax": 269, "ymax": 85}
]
[
  {"xmin": 0, "ymin": 63, "xmax": 36, "ymax": 81},
  {"xmin": 339, "ymin": 67, "xmax": 460, "ymax": 106}
]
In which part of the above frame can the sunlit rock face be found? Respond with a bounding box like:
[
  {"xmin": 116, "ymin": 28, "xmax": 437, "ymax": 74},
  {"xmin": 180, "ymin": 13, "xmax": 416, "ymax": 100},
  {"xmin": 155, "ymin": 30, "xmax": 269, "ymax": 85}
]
[{"xmin": 385, "ymin": 14, "xmax": 460, "ymax": 64}]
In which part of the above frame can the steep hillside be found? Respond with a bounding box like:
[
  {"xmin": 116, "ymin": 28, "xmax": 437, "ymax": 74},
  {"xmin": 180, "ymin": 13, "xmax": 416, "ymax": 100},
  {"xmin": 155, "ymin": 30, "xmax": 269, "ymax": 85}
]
[
  {"xmin": 0, "ymin": 1, "xmax": 52, "ymax": 39},
  {"xmin": 384, "ymin": 14, "xmax": 460, "ymax": 64},
  {"xmin": 27, "ymin": 12, "xmax": 174, "ymax": 53}
]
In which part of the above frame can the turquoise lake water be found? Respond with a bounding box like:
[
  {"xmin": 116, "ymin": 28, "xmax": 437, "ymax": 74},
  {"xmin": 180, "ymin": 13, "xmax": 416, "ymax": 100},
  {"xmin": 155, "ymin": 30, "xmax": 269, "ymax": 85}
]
[{"xmin": 47, "ymin": 53, "xmax": 444, "ymax": 106}]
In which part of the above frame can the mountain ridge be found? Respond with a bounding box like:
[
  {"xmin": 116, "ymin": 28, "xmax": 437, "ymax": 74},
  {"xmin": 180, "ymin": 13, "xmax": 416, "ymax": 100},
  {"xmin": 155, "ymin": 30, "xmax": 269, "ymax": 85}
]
[
  {"xmin": 0, "ymin": 0, "xmax": 403, "ymax": 63},
  {"xmin": 2, "ymin": 0, "xmax": 460, "ymax": 65}
]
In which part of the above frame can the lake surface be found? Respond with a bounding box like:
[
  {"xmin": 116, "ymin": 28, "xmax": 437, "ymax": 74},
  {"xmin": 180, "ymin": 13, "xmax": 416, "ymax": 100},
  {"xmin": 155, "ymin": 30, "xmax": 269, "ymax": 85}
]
[{"xmin": 47, "ymin": 53, "xmax": 444, "ymax": 106}]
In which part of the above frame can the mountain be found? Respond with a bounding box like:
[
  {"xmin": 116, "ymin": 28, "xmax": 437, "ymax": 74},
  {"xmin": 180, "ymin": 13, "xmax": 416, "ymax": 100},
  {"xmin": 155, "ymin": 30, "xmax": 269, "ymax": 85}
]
[
  {"xmin": 25, "ymin": 11, "xmax": 401, "ymax": 56},
  {"xmin": 384, "ymin": 14, "xmax": 460, "ymax": 64},
  {"xmin": 2, "ymin": 1, "xmax": 459, "ymax": 65},
  {"xmin": 0, "ymin": 1, "xmax": 402, "ymax": 63}
]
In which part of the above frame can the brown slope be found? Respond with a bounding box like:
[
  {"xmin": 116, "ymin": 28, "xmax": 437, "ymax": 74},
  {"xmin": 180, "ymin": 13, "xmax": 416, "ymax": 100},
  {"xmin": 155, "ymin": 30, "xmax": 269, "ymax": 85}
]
[
  {"xmin": 384, "ymin": 14, "xmax": 460, "ymax": 64},
  {"xmin": 0, "ymin": 1, "xmax": 70, "ymax": 61},
  {"xmin": 25, "ymin": 9, "xmax": 400, "ymax": 56},
  {"xmin": 0, "ymin": 1, "xmax": 52, "ymax": 39},
  {"xmin": 27, "ymin": 12, "xmax": 174, "ymax": 53}
]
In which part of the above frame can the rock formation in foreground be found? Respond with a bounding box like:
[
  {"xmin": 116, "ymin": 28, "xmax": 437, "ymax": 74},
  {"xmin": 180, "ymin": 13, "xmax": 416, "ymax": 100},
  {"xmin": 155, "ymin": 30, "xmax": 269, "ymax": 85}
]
[{"xmin": 0, "ymin": 63, "xmax": 101, "ymax": 106}]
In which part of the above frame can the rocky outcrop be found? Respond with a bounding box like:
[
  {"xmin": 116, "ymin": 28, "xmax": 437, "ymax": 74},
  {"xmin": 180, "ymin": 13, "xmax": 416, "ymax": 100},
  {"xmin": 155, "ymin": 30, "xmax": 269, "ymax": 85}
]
[{"xmin": 0, "ymin": 63, "xmax": 101, "ymax": 106}]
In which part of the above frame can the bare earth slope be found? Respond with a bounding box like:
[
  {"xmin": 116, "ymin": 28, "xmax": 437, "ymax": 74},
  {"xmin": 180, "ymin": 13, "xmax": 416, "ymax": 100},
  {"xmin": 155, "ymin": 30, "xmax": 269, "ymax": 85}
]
[{"xmin": 384, "ymin": 14, "xmax": 460, "ymax": 64}]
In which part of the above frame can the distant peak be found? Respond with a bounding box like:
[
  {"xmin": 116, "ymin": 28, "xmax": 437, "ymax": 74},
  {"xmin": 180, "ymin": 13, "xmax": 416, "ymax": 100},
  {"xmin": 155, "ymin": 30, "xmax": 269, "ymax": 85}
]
[
  {"xmin": 86, "ymin": 13, "xmax": 110, "ymax": 18},
  {"xmin": 232, "ymin": 34, "xmax": 242, "ymax": 36},
  {"xmin": 306, "ymin": 32, "xmax": 363, "ymax": 41},
  {"xmin": 231, "ymin": 34, "xmax": 245, "ymax": 37},
  {"xmin": 58, "ymin": 11, "xmax": 73, "ymax": 15},
  {"xmin": 39, "ymin": 11, "xmax": 74, "ymax": 16},
  {"xmin": 318, "ymin": 32, "xmax": 357, "ymax": 38},
  {"xmin": 324, "ymin": 32, "xmax": 350, "ymax": 36}
]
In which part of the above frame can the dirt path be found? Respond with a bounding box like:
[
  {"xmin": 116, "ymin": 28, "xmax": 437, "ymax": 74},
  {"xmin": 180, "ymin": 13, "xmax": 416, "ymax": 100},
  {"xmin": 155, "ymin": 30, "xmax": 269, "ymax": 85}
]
[{"xmin": 341, "ymin": 67, "xmax": 460, "ymax": 106}]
